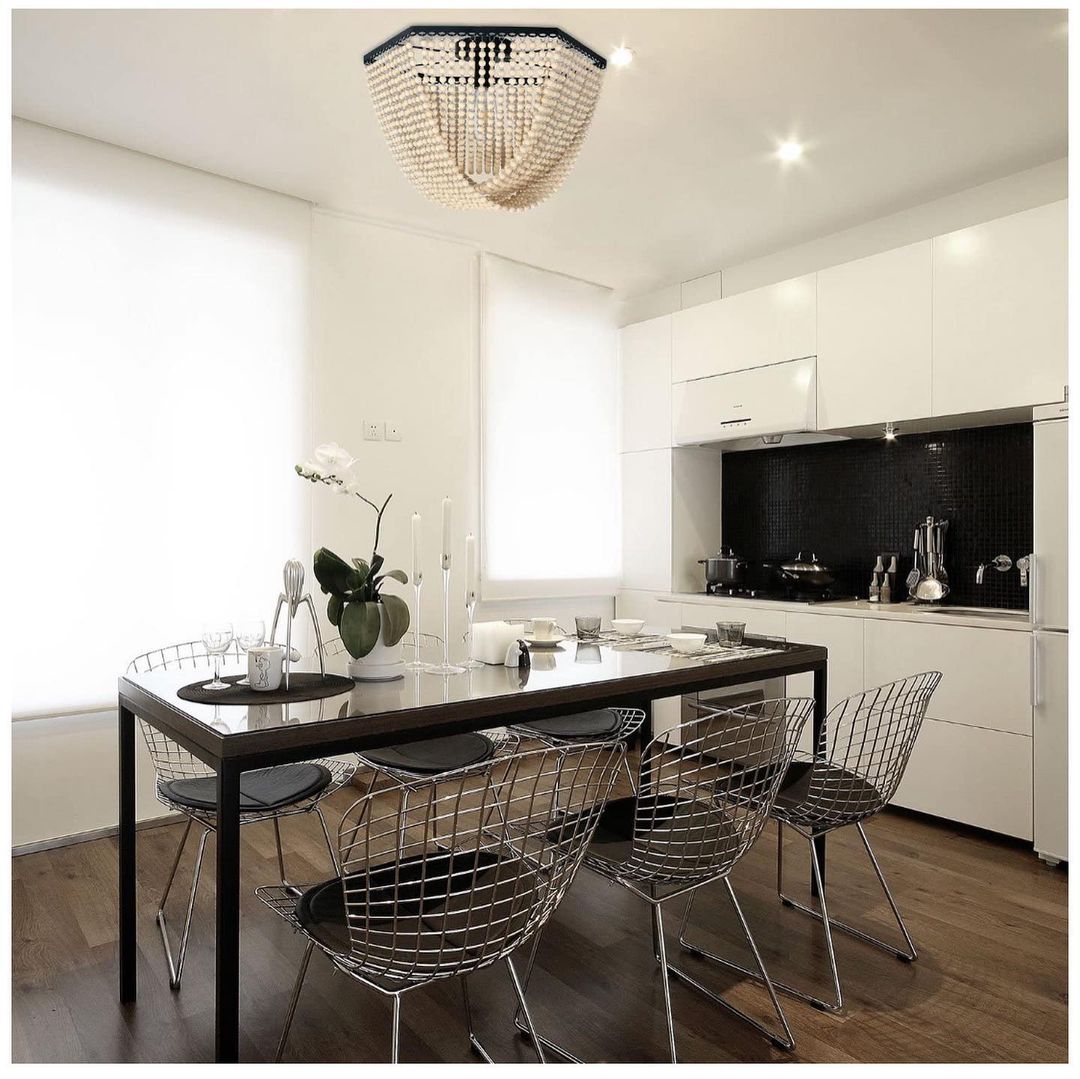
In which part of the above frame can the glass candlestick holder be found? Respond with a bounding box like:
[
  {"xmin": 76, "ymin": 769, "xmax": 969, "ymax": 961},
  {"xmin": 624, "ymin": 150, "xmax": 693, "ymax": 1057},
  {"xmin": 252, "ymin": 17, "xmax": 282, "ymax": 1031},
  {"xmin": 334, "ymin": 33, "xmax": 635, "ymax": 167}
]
[
  {"xmin": 404, "ymin": 577, "xmax": 432, "ymax": 672},
  {"xmin": 428, "ymin": 561, "xmax": 465, "ymax": 675},
  {"xmin": 461, "ymin": 594, "xmax": 484, "ymax": 669}
]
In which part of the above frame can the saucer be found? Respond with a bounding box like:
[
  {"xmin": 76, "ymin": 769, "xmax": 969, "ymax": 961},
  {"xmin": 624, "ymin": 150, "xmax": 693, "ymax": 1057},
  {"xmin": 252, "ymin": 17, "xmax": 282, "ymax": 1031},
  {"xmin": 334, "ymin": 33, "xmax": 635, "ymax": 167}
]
[{"xmin": 523, "ymin": 633, "xmax": 566, "ymax": 649}]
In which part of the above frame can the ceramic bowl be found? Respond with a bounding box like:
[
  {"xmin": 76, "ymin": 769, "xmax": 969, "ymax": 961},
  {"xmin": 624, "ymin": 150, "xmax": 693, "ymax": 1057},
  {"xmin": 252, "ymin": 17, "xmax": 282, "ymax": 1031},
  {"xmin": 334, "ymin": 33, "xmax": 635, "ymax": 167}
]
[
  {"xmin": 666, "ymin": 632, "xmax": 707, "ymax": 654},
  {"xmin": 611, "ymin": 618, "xmax": 646, "ymax": 637}
]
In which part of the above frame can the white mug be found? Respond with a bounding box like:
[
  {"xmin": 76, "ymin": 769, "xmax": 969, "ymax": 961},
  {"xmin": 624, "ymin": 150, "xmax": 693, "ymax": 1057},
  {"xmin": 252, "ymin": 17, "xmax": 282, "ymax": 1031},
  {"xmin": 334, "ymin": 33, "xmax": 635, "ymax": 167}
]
[
  {"xmin": 248, "ymin": 645, "xmax": 284, "ymax": 692},
  {"xmin": 531, "ymin": 617, "xmax": 559, "ymax": 641}
]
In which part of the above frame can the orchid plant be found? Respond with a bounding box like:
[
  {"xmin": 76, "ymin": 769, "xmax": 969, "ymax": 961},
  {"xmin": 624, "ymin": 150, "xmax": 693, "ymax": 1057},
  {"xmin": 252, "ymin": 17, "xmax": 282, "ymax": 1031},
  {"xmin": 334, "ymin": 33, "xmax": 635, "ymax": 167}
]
[{"xmin": 296, "ymin": 443, "xmax": 410, "ymax": 660}]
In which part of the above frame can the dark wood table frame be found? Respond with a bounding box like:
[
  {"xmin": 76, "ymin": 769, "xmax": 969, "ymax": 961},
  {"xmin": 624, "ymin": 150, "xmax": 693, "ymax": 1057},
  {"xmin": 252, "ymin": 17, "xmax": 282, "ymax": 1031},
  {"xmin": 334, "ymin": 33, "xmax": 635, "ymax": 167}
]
[{"xmin": 118, "ymin": 641, "xmax": 827, "ymax": 1062}]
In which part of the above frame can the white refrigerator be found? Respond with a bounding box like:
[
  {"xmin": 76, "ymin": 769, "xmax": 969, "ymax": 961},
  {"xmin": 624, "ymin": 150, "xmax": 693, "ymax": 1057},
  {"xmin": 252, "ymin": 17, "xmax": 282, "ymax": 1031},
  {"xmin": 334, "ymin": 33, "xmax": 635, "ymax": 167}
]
[{"xmin": 1033, "ymin": 407, "xmax": 1068, "ymax": 864}]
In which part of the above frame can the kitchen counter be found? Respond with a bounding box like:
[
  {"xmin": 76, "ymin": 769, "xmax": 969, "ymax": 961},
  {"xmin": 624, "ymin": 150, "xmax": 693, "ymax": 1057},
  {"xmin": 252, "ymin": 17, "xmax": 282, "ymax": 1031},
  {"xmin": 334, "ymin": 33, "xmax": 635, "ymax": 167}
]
[{"xmin": 661, "ymin": 592, "xmax": 1033, "ymax": 632}]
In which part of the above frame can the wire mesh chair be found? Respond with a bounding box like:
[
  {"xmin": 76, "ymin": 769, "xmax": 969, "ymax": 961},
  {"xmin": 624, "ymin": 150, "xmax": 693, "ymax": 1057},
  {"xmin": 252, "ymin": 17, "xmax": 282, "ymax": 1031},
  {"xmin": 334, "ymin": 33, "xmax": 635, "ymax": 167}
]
[
  {"xmin": 514, "ymin": 697, "xmax": 813, "ymax": 1062},
  {"xmin": 256, "ymin": 739, "xmax": 625, "ymax": 1062},
  {"xmin": 127, "ymin": 641, "xmax": 356, "ymax": 989},
  {"xmin": 679, "ymin": 671, "xmax": 942, "ymax": 1014}
]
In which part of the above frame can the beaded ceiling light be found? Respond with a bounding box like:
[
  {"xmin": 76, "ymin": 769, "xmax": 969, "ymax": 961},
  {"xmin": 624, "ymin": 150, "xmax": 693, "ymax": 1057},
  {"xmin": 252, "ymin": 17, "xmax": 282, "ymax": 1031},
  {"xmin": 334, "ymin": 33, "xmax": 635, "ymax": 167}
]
[{"xmin": 364, "ymin": 25, "xmax": 607, "ymax": 211}]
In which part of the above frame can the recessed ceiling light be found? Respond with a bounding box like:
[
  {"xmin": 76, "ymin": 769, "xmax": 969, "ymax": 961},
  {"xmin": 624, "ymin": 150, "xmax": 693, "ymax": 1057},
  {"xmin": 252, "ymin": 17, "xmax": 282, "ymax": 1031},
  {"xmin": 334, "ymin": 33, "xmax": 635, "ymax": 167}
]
[
  {"xmin": 777, "ymin": 140, "xmax": 804, "ymax": 162},
  {"xmin": 609, "ymin": 46, "xmax": 634, "ymax": 68}
]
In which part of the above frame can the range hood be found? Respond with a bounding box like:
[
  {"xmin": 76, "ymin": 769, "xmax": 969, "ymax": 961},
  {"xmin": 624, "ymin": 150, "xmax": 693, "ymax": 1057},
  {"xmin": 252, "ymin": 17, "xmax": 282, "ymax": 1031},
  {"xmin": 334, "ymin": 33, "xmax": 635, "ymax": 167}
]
[{"xmin": 671, "ymin": 356, "xmax": 846, "ymax": 451}]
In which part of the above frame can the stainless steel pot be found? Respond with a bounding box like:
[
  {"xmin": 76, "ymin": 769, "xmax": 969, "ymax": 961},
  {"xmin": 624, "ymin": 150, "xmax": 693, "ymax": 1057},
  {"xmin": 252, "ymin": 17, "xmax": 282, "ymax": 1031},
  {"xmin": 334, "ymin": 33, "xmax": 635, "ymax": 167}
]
[
  {"xmin": 779, "ymin": 551, "xmax": 836, "ymax": 591},
  {"xmin": 698, "ymin": 547, "xmax": 746, "ymax": 585}
]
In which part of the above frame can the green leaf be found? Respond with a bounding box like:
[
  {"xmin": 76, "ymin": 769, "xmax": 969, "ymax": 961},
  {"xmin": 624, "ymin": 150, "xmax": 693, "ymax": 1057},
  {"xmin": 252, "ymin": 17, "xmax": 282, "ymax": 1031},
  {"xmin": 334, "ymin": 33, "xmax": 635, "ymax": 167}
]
[
  {"xmin": 351, "ymin": 557, "xmax": 370, "ymax": 580},
  {"xmin": 340, "ymin": 600, "xmax": 382, "ymax": 658},
  {"xmin": 313, "ymin": 548, "xmax": 364, "ymax": 597},
  {"xmin": 370, "ymin": 552, "xmax": 385, "ymax": 579},
  {"xmin": 380, "ymin": 593, "xmax": 411, "ymax": 647},
  {"xmin": 327, "ymin": 594, "xmax": 344, "ymax": 627},
  {"xmin": 377, "ymin": 568, "xmax": 409, "ymax": 586}
]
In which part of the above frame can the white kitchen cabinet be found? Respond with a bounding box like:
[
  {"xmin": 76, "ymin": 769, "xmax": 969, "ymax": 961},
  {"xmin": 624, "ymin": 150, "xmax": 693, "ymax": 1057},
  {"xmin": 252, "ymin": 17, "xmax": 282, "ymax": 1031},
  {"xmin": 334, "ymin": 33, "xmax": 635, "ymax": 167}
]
[
  {"xmin": 894, "ymin": 718, "xmax": 1033, "ymax": 840},
  {"xmin": 864, "ymin": 619, "xmax": 1031, "ymax": 735},
  {"xmin": 671, "ymin": 274, "xmax": 816, "ymax": 383},
  {"xmin": 620, "ymin": 449, "xmax": 672, "ymax": 591},
  {"xmin": 817, "ymin": 241, "xmax": 932, "ymax": 429},
  {"xmin": 785, "ymin": 611, "xmax": 864, "ymax": 712},
  {"xmin": 679, "ymin": 602, "xmax": 786, "ymax": 640},
  {"xmin": 619, "ymin": 315, "xmax": 672, "ymax": 453},
  {"xmin": 1034, "ymin": 630, "xmax": 1068, "ymax": 863},
  {"xmin": 932, "ymin": 200, "xmax": 1067, "ymax": 416}
]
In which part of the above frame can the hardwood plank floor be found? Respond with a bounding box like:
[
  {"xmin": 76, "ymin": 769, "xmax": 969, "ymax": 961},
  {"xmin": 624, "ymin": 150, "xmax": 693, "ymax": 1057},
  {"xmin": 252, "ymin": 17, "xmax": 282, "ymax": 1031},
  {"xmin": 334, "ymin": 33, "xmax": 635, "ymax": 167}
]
[{"xmin": 11, "ymin": 787, "xmax": 1067, "ymax": 1063}]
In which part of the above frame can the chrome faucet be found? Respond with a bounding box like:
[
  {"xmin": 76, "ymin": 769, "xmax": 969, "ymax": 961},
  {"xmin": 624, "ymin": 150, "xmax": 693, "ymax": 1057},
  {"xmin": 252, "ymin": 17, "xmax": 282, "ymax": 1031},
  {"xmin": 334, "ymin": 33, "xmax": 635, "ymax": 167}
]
[{"xmin": 976, "ymin": 555, "xmax": 1013, "ymax": 584}]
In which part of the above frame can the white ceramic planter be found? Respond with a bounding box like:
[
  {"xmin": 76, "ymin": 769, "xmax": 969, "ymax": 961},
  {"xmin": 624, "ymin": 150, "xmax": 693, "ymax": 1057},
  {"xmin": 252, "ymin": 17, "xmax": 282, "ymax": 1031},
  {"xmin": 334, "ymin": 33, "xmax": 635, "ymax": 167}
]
[{"xmin": 345, "ymin": 603, "xmax": 405, "ymax": 682}]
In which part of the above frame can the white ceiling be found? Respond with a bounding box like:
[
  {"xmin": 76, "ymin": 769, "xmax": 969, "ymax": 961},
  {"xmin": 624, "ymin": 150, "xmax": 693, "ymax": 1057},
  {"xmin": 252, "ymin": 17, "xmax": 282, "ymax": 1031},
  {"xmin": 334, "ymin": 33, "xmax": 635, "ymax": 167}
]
[{"xmin": 12, "ymin": 8, "xmax": 1068, "ymax": 296}]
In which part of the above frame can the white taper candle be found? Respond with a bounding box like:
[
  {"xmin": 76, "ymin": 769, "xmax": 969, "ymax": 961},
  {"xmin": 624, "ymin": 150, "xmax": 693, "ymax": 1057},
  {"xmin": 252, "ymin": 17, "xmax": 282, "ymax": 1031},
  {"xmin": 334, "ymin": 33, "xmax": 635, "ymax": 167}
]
[
  {"xmin": 465, "ymin": 533, "xmax": 477, "ymax": 602},
  {"xmin": 441, "ymin": 497, "xmax": 452, "ymax": 570},
  {"xmin": 411, "ymin": 512, "xmax": 421, "ymax": 584}
]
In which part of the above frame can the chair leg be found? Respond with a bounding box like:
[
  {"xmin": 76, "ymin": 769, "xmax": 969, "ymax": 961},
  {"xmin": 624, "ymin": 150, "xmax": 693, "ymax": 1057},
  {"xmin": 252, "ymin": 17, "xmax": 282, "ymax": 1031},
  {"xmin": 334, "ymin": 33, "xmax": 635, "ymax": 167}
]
[
  {"xmin": 652, "ymin": 902, "xmax": 678, "ymax": 1063},
  {"xmin": 391, "ymin": 994, "xmax": 402, "ymax": 1064},
  {"xmin": 680, "ymin": 840, "xmax": 843, "ymax": 1014},
  {"xmin": 314, "ymin": 804, "xmax": 340, "ymax": 875},
  {"xmin": 666, "ymin": 883, "xmax": 795, "ymax": 1050},
  {"xmin": 157, "ymin": 822, "xmax": 210, "ymax": 990},
  {"xmin": 505, "ymin": 955, "xmax": 546, "ymax": 1064},
  {"xmin": 510, "ymin": 929, "xmax": 584, "ymax": 1063},
  {"xmin": 461, "ymin": 976, "xmax": 494, "ymax": 1063},
  {"xmin": 275, "ymin": 940, "xmax": 314, "ymax": 1062},
  {"xmin": 780, "ymin": 823, "xmax": 916, "ymax": 962},
  {"xmin": 274, "ymin": 816, "xmax": 303, "ymax": 896}
]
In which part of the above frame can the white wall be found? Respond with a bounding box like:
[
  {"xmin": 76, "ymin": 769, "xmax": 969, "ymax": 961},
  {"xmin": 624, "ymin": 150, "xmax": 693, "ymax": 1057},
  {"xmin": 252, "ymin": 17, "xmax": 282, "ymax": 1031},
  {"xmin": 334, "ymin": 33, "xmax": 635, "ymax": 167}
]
[{"xmin": 618, "ymin": 157, "xmax": 1068, "ymax": 325}]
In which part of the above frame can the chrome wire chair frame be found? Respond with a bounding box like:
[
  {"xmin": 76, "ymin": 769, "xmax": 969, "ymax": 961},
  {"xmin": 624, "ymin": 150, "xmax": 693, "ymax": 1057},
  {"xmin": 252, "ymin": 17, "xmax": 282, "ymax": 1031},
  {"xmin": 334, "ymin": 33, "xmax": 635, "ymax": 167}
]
[
  {"xmin": 257, "ymin": 740, "xmax": 625, "ymax": 1063},
  {"xmin": 514, "ymin": 698, "xmax": 813, "ymax": 1062},
  {"xmin": 127, "ymin": 641, "xmax": 356, "ymax": 989},
  {"xmin": 680, "ymin": 671, "xmax": 942, "ymax": 1014}
]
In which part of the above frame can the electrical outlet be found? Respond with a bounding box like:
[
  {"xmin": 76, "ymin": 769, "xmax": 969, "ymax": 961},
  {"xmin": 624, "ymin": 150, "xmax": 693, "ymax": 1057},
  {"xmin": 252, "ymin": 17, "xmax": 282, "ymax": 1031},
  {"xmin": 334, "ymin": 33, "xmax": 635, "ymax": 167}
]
[
  {"xmin": 364, "ymin": 421, "xmax": 385, "ymax": 441},
  {"xmin": 386, "ymin": 422, "xmax": 402, "ymax": 442}
]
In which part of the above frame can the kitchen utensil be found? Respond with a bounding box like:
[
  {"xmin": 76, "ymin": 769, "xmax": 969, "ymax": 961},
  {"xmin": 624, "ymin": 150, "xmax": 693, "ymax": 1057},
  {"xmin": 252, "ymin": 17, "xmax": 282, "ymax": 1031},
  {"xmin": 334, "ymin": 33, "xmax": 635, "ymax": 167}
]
[
  {"xmin": 913, "ymin": 516, "xmax": 950, "ymax": 602},
  {"xmin": 530, "ymin": 617, "xmax": 561, "ymax": 641},
  {"xmin": 611, "ymin": 618, "xmax": 645, "ymax": 637},
  {"xmin": 667, "ymin": 632, "xmax": 707, "ymax": 654},
  {"xmin": 523, "ymin": 631, "xmax": 566, "ymax": 649},
  {"xmin": 715, "ymin": 621, "xmax": 746, "ymax": 646},
  {"xmin": 574, "ymin": 616, "xmax": 601, "ymax": 640},
  {"xmin": 779, "ymin": 551, "xmax": 836, "ymax": 590},
  {"xmin": 698, "ymin": 547, "xmax": 746, "ymax": 586}
]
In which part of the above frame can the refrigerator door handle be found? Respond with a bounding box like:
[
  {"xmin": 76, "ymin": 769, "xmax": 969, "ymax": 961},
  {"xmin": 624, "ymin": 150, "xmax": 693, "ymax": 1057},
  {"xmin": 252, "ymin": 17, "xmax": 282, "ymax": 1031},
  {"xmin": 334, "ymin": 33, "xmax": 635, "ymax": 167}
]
[{"xmin": 1030, "ymin": 634, "xmax": 1040, "ymax": 709}]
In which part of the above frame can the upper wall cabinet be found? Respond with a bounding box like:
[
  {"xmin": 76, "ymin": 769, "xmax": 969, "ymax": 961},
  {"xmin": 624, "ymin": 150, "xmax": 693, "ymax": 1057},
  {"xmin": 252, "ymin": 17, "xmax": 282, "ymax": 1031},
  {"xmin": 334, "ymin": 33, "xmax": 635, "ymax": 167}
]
[
  {"xmin": 817, "ymin": 241, "xmax": 932, "ymax": 429},
  {"xmin": 932, "ymin": 200, "xmax": 1067, "ymax": 416},
  {"xmin": 671, "ymin": 274, "xmax": 816, "ymax": 383},
  {"xmin": 618, "ymin": 315, "xmax": 672, "ymax": 452}
]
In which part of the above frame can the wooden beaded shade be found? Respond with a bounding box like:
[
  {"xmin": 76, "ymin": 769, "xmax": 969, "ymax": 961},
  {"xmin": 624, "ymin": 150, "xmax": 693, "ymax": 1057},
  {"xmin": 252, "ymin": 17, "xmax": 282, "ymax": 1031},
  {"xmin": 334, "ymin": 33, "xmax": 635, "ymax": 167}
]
[{"xmin": 364, "ymin": 26, "xmax": 606, "ymax": 211}]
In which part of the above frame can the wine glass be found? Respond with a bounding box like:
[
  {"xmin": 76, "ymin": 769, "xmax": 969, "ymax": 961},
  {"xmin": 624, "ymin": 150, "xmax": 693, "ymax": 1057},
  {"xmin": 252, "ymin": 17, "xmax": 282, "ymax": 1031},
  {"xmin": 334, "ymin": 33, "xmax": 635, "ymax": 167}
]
[
  {"xmin": 234, "ymin": 619, "xmax": 266, "ymax": 686},
  {"xmin": 201, "ymin": 621, "xmax": 234, "ymax": 691}
]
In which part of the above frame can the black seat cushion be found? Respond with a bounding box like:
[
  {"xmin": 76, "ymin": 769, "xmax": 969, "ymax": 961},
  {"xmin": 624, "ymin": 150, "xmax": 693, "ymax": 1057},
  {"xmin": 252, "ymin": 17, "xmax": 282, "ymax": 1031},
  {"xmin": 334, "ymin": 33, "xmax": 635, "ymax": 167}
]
[
  {"xmin": 773, "ymin": 760, "xmax": 885, "ymax": 825},
  {"xmin": 294, "ymin": 849, "xmax": 505, "ymax": 955},
  {"xmin": 516, "ymin": 708, "xmax": 621, "ymax": 740},
  {"xmin": 161, "ymin": 762, "xmax": 332, "ymax": 812},
  {"xmin": 361, "ymin": 732, "xmax": 495, "ymax": 775}
]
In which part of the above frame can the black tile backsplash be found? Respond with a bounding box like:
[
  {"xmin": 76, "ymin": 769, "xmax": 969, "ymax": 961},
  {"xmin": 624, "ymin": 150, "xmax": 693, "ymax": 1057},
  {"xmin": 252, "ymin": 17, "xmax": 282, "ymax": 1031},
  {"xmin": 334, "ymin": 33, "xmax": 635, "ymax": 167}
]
[{"xmin": 720, "ymin": 424, "xmax": 1033, "ymax": 609}]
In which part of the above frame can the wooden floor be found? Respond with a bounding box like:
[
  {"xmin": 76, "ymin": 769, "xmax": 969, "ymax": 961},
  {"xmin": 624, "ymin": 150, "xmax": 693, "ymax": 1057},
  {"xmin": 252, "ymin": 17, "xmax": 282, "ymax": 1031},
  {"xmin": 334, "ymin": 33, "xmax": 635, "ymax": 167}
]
[{"xmin": 12, "ymin": 788, "xmax": 1068, "ymax": 1063}]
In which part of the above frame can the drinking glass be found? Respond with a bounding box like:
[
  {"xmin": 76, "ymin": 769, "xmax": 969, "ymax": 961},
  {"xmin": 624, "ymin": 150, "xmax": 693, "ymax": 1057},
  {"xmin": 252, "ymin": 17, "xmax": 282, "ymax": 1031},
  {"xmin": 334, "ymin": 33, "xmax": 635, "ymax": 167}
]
[
  {"xmin": 235, "ymin": 619, "xmax": 266, "ymax": 686},
  {"xmin": 575, "ymin": 615, "xmax": 601, "ymax": 640},
  {"xmin": 201, "ymin": 621, "xmax": 234, "ymax": 691},
  {"xmin": 715, "ymin": 621, "xmax": 746, "ymax": 646}
]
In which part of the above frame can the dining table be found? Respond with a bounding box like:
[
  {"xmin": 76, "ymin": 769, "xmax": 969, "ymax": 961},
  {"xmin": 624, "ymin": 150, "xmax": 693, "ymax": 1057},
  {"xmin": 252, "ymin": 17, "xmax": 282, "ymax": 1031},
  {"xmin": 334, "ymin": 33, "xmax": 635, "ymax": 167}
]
[{"xmin": 117, "ymin": 631, "xmax": 828, "ymax": 1062}]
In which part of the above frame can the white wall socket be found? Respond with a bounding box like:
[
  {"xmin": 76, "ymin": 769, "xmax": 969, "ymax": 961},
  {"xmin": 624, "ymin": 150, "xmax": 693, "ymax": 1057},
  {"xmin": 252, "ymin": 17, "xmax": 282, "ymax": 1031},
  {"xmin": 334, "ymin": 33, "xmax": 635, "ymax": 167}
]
[
  {"xmin": 364, "ymin": 420, "xmax": 385, "ymax": 441},
  {"xmin": 386, "ymin": 422, "xmax": 402, "ymax": 442}
]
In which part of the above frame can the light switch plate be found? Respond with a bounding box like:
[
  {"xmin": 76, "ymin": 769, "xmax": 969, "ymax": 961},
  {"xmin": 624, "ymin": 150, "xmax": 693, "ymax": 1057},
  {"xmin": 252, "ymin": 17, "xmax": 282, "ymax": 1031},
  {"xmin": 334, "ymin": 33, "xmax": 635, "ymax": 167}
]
[
  {"xmin": 364, "ymin": 421, "xmax": 385, "ymax": 441},
  {"xmin": 386, "ymin": 422, "xmax": 402, "ymax": 442}
]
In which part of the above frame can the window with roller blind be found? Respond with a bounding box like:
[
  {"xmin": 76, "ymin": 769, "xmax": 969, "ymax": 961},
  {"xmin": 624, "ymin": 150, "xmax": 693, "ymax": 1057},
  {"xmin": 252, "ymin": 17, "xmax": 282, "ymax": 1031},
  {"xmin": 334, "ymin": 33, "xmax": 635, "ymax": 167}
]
[
  {"xmin": 481, "ymin": 255, "xmax": 620, "ymax": 599},
  {"xmin": 11, "ymin": 123, "xmax": 312, "ymax": 718}
]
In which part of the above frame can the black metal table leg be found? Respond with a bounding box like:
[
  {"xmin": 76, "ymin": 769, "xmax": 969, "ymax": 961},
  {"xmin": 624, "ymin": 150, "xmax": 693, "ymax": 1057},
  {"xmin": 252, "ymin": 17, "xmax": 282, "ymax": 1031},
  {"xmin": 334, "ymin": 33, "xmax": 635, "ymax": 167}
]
[
  {"xmin": 812, "ymin": 665, "xmax": 828, "ymax": 896},
  {"xmin": 215, "ymin": 763, "xmax": 242, "ymax": 1063},
  {"xmin": 119, "ymin": 702, "xmax": 137, "ymax": 1003}
]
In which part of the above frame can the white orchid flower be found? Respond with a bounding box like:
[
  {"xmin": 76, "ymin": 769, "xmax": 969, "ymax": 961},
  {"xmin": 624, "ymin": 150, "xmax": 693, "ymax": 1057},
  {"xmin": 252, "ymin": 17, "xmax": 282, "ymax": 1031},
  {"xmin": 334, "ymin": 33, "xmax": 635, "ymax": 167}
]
[{"xmin": 313, "ymin": 442, "xmax": 356, "ymax": 475}]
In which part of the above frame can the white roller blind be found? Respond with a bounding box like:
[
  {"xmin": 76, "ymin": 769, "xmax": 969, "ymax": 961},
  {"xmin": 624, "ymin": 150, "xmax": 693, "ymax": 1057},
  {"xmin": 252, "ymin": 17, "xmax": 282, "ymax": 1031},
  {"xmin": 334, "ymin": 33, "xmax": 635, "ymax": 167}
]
[
  {"xmin": 11, "ymin": 123, "xmax": 312, "ymax": 716},
  {"xmin": 482, "ymin": 255, "xmax": 619, "ymax": 598}
]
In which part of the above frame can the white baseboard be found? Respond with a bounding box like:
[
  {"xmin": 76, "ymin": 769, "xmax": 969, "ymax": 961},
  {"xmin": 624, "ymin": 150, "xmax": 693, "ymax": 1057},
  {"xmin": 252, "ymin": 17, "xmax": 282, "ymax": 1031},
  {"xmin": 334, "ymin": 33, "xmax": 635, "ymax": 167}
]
[{"xmin": 12, "ymin": 812, "xmax": 183, "ymax": 857}]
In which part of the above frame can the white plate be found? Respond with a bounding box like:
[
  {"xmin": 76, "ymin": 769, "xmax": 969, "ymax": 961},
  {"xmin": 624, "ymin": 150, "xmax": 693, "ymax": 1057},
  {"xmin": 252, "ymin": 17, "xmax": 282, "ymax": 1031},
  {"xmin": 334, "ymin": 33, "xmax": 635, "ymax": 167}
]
[{"xmin": 523, "ymin": 633, "xmax": 566, "ymax": 649}]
